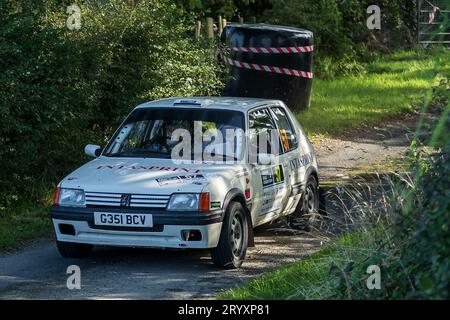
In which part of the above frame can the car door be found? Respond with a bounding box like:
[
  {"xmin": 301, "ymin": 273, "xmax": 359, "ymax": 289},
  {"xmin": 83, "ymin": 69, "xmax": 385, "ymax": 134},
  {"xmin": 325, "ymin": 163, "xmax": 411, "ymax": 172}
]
[
  {"xmin": 269, "ymin": 105, "xmax": 303, "ymax": 216},
  {"xmin": 247, "ymin": 107, "xmax": 287, "ymax": 225}
]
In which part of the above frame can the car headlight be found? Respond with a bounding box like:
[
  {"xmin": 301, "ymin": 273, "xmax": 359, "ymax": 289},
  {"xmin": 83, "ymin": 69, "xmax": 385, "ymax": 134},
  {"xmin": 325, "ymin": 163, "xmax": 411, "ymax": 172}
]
[
  {"xmin": 167, "ymin": 194, "xmax": 199, "ymax": 211},
  {"xmin": 58, "ymin": 188, "xmax": 85, "ymax": 207}
]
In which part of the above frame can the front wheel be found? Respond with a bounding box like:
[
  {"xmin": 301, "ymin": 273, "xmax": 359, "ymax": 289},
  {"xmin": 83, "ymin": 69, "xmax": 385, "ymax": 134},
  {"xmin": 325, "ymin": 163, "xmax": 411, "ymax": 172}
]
[{"xmin": 211, "ymin": 201, "xmax": 248, "ymax": 269}]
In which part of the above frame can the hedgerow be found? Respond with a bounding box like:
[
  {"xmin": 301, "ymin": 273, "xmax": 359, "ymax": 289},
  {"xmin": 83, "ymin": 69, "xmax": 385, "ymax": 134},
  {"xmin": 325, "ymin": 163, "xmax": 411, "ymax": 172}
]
[{"xmin": 0, "ymin": 0, "xmax": 223, "ymax": 208}]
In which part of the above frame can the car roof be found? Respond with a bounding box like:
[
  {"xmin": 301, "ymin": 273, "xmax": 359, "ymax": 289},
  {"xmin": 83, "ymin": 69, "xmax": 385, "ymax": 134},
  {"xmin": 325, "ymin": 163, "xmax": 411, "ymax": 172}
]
[{"xmin": 134, "ymin": 97, "xmax": 283, "ymax": 112}]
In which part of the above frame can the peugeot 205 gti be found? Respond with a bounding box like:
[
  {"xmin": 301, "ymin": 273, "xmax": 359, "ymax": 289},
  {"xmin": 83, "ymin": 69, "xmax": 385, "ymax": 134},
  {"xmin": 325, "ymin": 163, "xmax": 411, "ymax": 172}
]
[{"xmin": 51, "ymin": 97, "xmax": 320, "ymax": 268}]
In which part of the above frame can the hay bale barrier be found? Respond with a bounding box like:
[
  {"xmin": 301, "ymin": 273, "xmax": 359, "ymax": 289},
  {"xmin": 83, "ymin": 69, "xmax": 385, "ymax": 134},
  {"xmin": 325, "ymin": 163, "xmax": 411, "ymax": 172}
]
[{"xmin": 221, "ymin": 23, "xmax": 314, "ymax": 111}]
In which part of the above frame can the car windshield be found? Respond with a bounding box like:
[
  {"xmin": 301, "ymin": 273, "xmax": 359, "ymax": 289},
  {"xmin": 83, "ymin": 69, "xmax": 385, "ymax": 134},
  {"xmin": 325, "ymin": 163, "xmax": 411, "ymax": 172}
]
[{"xmin": 103, "ymin": 108, "xmax": 245, "ymax": 161}]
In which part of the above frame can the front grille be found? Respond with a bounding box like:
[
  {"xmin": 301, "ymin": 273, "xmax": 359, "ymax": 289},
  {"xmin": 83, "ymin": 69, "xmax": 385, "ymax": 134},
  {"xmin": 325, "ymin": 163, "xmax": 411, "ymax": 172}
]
[{"xmin": 85, "ymin": 192, "xmax": 170, "ymax": 209}]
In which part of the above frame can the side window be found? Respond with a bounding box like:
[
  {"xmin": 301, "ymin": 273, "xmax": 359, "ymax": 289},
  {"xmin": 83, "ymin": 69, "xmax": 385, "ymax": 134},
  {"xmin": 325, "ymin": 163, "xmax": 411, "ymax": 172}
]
[
  {"xmin": 248, "ymin": 108, "xmax": 281, "ymax": 156},
  {"xmin": 270, "ymin": 107, "xmax": 298, "ymax": 152}
]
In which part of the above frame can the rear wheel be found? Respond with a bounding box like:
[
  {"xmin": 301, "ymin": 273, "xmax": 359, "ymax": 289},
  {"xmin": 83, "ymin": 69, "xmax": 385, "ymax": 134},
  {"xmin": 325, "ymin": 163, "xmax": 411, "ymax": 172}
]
[
  {"xmin": 211, "ymin": 201, "xmax": 248, "ymax": 269},
  {"xmin": 56, "ymin": 240, "xmax": 93, "ymax": 258},
  {"xmin": 288, "ymin": 175, "xmax": 320, "ymax": 229}
]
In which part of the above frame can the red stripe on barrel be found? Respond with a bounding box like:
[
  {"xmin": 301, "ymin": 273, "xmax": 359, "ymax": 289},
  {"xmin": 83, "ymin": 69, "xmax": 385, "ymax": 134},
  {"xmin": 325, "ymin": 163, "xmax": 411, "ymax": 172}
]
[
  {"xmin": 219, "ymin": 53, "xmax": 313, "ymax": 79},
  {"xmin": 228, "ymin": 45, "xmax": 314, "ymax": 53}
]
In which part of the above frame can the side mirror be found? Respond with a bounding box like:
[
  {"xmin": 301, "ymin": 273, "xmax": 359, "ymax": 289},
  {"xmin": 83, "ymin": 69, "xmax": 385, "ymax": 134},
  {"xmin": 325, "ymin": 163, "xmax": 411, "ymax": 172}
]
[
  {"xmin": 85, "ymin": 144, "xmax": 102, "ymax": 157},
  {"xmin": 257, "ymin": 153, "xmax": 275, "ymax": 165}
]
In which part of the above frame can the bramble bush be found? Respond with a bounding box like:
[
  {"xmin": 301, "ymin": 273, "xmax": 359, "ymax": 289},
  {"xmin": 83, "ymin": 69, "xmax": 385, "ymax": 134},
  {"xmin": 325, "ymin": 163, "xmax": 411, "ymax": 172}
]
[
  {"xmin": 384, "ymin": 76, "xmax": 449, "ymax": 299},
  {"xmin": 0, "ymin": 0, "xmax": 223, "ymax": 208},
  {"xmin": 331, "ymin": 74, "xmax": 449, "ymax": 300}
]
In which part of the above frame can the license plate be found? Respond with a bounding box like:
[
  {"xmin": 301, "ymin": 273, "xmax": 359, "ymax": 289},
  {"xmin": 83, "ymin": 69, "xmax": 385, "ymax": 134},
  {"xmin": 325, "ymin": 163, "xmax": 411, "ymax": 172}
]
[{"xmin": 94, "ymin": 212, "xmax": 153, "ymax": 228}]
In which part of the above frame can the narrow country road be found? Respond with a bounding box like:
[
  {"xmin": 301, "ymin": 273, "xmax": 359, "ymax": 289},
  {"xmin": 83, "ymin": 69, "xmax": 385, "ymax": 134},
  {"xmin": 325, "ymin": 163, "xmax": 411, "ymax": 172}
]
[{"xmin": 0, "ymin": 111, "xmax": 430, "ymax": 299}]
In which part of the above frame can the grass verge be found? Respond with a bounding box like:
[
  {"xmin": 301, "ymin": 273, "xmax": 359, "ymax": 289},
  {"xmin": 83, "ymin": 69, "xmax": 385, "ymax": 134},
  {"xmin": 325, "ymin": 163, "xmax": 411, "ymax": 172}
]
[
  {"xmin": 300, "ymin": 50, "xmax": 450, "ymax": 137},
  {"xmin": 219, "ymin": 227, "xmax": 384, "ymax": 300},
  {"xmin": 0, "ymin": 203, "xmax": 52, "ymax": 251}
]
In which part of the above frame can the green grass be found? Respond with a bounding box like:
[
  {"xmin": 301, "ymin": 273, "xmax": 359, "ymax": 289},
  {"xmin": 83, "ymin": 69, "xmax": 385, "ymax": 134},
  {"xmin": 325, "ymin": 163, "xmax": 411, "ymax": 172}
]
[
  {"xmin": 220, "ymin": 227, "xmax": 386, "ymax": 300},
  {"xmin": 299, "ymin": 50, "xmax": 450, "ymax": 137},
  {"xmin": 0, "ymin": 204, "xmax": 52, "ymax": 251}
]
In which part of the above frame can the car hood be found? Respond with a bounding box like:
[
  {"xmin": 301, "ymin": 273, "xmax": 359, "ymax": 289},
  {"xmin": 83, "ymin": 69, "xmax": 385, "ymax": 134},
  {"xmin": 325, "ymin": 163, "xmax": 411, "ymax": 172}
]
[{"xmin": 60, "ymin": 157, "xmax": 245, "ymax": 195}]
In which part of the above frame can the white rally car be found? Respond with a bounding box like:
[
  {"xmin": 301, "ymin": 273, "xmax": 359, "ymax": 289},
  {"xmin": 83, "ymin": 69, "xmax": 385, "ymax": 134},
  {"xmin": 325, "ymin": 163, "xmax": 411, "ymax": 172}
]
[{"xmin": 51, "ymin": 97, "xmax": 320, "ymax": 268}]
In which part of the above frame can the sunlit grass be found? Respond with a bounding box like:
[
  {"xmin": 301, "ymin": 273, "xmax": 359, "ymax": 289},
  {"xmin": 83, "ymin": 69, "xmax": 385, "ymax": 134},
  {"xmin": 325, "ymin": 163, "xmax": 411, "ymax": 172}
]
[{"xmin": 299, "ymin": 50, "xmax": 450, "ymax": 137}]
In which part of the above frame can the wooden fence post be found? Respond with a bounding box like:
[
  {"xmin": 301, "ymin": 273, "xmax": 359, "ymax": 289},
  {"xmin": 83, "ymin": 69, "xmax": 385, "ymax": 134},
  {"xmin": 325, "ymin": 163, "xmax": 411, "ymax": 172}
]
[
  {"xmin": 218, "ymin": 15, "xmax": 223, "ymax": 36},
  {"xmin": 195, "ymin": 20, "xmax": 201, "ymax": 40},
  {"xmin": 218, "ymin": 14, "xmax": 223, "ymax": 37},
  {"xmin": 206, "ymin": 17, "xmax": 214, "ymax": 39}
]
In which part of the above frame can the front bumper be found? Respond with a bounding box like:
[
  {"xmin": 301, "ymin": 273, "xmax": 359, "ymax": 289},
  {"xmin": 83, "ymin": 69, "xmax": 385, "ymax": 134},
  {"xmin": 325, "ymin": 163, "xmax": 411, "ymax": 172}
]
[{"xmin": 51, "ymin": 206, "xmax": 223, "ymax": 249}]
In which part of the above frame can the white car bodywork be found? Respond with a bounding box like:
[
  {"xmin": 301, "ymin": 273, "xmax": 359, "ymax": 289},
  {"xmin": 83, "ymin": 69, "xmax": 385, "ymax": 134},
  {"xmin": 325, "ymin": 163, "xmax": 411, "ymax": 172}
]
[{"xmin": 51, "ymin": 97, "xmax": 318, "ymax": 251}]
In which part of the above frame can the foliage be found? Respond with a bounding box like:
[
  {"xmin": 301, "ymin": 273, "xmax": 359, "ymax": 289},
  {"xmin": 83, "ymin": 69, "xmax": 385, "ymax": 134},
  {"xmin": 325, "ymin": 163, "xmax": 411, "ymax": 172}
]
[
  {"xmin": 0, "ymin": 0, "xmax": 223, "ymax": 208},
  {"xmin": 263, "ymin": 0, "xmax": 419, "ymax": 77},
  {"xmin": 175, "ymin": 0, "xmax": 272, "ymax": 19},
  {"xmin": 388, "ymin": 145, "xmax": 449, "ymax": 299},
  {"xmin": 263, "ymin": 0, "xmax": 346, "ymax": 56},
  {"xmin": 376, "ymin": 76, "xmax": 449, "ymax": 299}
]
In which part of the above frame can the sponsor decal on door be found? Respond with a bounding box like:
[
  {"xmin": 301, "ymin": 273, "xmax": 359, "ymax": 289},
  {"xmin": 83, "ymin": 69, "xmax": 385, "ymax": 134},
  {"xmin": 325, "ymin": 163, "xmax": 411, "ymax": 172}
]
[
  {"xmin": 289, "ymin": 152, "xmax": 313, "ymax": 170},
  {"xmin": 259, "ymin": 165, "xmax": 287, "ymax": 215}
]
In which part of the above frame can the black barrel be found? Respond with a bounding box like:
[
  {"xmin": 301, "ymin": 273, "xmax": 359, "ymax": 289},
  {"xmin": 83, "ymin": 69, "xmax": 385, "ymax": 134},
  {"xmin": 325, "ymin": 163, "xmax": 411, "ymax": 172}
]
[{"xmin": 220, "ymin": 23, "xmax": 313, "ymax": 111}]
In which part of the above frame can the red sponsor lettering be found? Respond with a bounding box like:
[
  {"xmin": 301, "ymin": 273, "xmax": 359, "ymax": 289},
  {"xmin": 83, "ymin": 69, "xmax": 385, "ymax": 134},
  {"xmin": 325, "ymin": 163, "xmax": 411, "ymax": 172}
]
[{"xmin": 96, "ymin": 164, "xmax": 200, "ymax": 173}]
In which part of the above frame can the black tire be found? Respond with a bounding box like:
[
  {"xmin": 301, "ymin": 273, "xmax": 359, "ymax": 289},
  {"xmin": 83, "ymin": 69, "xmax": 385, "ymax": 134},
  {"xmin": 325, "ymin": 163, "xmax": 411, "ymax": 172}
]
[
  {"xmin": 56, "ymin": 240, "xmax": 93, "ymax": 258},
  {"xmin": 288, "ymin": 175, "xmax": 320, "ymax": 229},
  {"xmin": 211, "ymin": 201, "xmax": 248, "ymax": 269},
  {"xmin": 318, "ymin": 186, "xmax": 327, "ymax": 215}
]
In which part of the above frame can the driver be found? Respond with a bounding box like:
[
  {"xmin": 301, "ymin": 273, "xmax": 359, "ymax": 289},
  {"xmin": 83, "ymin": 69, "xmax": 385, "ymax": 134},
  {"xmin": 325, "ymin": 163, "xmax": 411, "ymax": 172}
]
[
  {"xmin": 146, "ymin": 120, "xmax": 192, "ymax": 154},
  {"xmin": 165, "ymin": 120, "xmax": 193, "ymax": 146}
]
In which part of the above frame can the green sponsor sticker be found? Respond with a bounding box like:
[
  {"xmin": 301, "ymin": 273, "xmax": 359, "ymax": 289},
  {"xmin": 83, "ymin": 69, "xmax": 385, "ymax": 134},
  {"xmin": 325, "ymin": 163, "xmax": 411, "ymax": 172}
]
[{"xmin": 210, "ymin": 201, "xmax": 221, "ymax": 209}]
